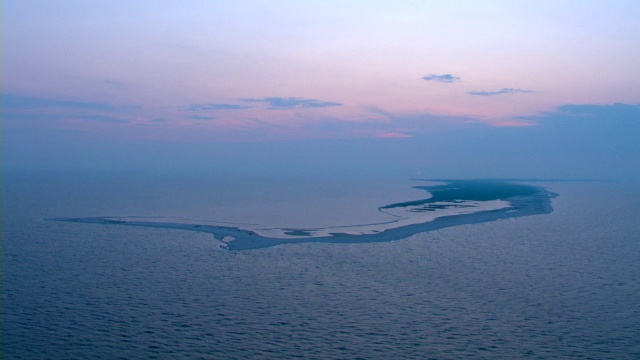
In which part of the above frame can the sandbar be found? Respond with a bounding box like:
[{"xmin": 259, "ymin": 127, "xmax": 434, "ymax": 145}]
[{"xmin": 51, "ymin": 180, "xmax": 557, "ymax": 250}]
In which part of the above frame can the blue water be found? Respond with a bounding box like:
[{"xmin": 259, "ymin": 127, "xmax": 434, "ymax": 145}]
[{"xmin": 3, "ymin": 172, "xmax": 640, "ymax": 359}]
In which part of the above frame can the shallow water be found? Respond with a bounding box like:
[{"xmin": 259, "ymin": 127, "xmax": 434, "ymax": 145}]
[
  {"xmin": 51, "ymin": 179, "xmax": 555, "ymax": 250},
  {"xmin": 3, "ymin": 173, "xmax": 640, "ymax": 359}
]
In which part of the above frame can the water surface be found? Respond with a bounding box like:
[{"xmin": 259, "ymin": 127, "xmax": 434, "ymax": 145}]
[{"xmin": 3, "ymin": 172, "xmax": 639, "ymax": 359}]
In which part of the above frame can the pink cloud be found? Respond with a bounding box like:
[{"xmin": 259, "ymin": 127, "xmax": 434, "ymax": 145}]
[
  {"xmin": 490, "ymin": 119, "xmax": 538, "ymax": 127},
  {"xmin": 376, "ymin": 132, "xmax": 412, "ymax": 139}
]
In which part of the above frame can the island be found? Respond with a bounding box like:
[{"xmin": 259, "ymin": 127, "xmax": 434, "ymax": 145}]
[{"xmin": 51, "ymin": 179, "xmax": 557, "ymax": 250}]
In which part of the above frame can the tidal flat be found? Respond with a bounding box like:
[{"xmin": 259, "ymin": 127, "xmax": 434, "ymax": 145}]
[{"xmin": 53, "ymin": 180, "xmax": 557, "ymax": 250}]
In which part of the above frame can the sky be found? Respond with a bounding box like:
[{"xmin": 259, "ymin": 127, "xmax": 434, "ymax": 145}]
[{"xmin": 3, "ymin": 1, "xmax": 640, "ymax": 180}]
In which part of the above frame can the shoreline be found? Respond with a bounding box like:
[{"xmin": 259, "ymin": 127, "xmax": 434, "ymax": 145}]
[{"xmin": 51, "ymin": 180, "xmax": 558, "ymax": 250}]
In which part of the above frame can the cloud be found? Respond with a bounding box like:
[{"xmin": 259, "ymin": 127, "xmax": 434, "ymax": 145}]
[
  {"xmin": 240, "ymin": 97, "xmax": 343, "ymax": 110},
  {"xmin": 531, "ymin": 103, "xmax": 640, "ymax": 130},
  {"xmin": 185, "ymin": 103, "xmax": 253, "ymax": 111},
  {"xmin": 150, "ymin": 118, "xmax": 170, "ymax": 123},
  {"xmin": 2, "ymin": 93, "xmax": 117, "ymax": 111},
  {"xmin": 422, "ymin": 74, "xmax": 460, "ymax": 83},
  {"xmin": 9, "ymin": 113, "xmax": 131, "ymax": 124},
  {"xmin": 71, "ymin": 114, "xmax": 130, "ymax": 124},
  {"xmin": 468, "ymin": 88, "xmax": 533, "ymax": 96},
  {"xmin": 2, "ymin": 93, "xmax": 132, "ymax": 124},
  {"xmin": 376, "ymin": 132, "xmax": 412, "ymax": 139},
  {"xmin": 185, "ymin": 115, "xmax": 216, "ymax": 120},
  {"xmin": 555, "ymin": 103, "xmax": 640, "ymax": 117},
  {"xmin": 183, "ymin": 97, "xmax": 343, "ymax": 111}
]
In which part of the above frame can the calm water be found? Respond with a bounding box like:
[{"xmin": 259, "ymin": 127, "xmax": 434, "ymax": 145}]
[{"xmin": 3, "ymin": 172, "xmax": 640, "ymax": 359}]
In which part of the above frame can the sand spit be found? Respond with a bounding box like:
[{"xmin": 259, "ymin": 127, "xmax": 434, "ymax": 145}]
[{"xmin": 52, "ymin": 180, "xmax": 557, "ymax": 250}]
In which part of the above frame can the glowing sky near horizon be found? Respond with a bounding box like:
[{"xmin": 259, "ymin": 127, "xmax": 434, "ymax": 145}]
[{"xmin": 3, "ymin": 1, "xmax": 640, "ymax": 179}]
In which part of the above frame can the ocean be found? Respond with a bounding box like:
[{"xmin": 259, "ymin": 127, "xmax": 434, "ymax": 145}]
[{"xmin": 3, "ymin": 171, "xmax": 640, "ymax": 359}]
